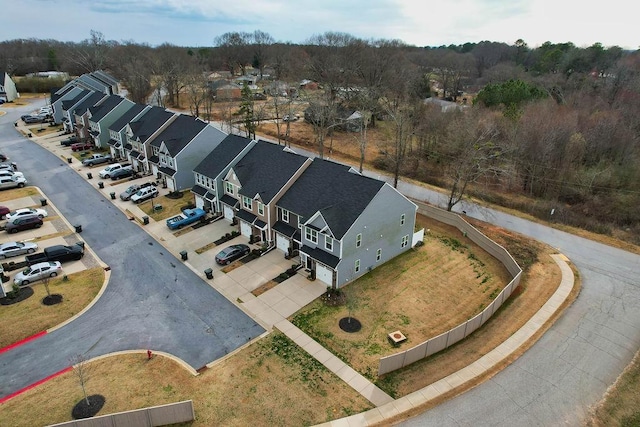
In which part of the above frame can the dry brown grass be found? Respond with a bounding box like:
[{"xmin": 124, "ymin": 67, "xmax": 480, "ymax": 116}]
[
  {"xmin": 0, "ymin": 333, "xmax": 372, "ymax": 427},
  {"xmin": 0, "ymin": 187, "xmax": 40, "ymax": 203},
  {"xmin": 0, "ymin": 267, "xmax": 104, "ymax": 348},
  {"xmin": 138, "ymin": 191, "xmax": 192, "ymax": 221}
]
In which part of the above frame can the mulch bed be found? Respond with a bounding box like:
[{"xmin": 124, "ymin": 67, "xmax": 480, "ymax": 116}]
[
  {"xmin": 42, "ymin": 294, "xmax": 63, "ymax": 305},
  {"xmin": 339, "ymin": 317, "xmax": 362, "ymax": 333},
  {"xmin": 321, "ymin": 290, "xmax": 346, "ymax": 307},
  {"xmin": 72, "ymin": 395, "xmax": 106, "ymax": 419},
  {"xmin": 0, "ymin": 287, "xmax": 34, "ymax": 305},
  {"xmin": 252, "ymin": 280, "xmax": 279, "ymax": 297}
]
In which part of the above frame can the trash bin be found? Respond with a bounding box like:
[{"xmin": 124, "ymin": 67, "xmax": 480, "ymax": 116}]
[
  {"xmin": 110, "ymin": 192, "xmax": 116, "ymax": 200},
  {"xmin": 98, "ymin": 181, "xmax": 104, "ymax": 189},
  {"xmin": 142, "ymin": 216, "xmax": 149, "ymax": 225},
  {"xmin": 67, "ymin": 157, "xmax": 72, "ymax": 164},
  {"xmin": 180, "ymin": 250, "xmax": 188, "ymax": 261},
  {"xmin": 74, "ymin": 224, "xmax": 82, "ymax": 233},
  {"xmin": 27, "ymin": 133, "xmax": 32, "ymax": 137},
  {"xmin": 11, "ymin": 162, "xmax": 17, "ymax": 171},
  {"xmin": 204, "ymin": 268, "xmax": 213, "ymax": 279},
  {"xmin": 40, "ymin": 198, "xmax": 47, "ymax": 206},
  {"xmin": 76, "ymin": 241, "xmax": 85, "ymax": 249},
  {"xmin": 87, "ymin": 172, "xmax": 92, "ymax": 179}
]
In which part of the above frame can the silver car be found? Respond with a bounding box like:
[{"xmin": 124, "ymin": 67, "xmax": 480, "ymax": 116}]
[
  {"xmin": 14, "ymin": 261, "xmax": 62, "ymax": 286},
  {"xmin": 0, "ymin": 241, "xmax": 38, "ymax": 259},
  {"xmin": 0, "ymin": 175, "xmax": 27, "ymax": 190}
]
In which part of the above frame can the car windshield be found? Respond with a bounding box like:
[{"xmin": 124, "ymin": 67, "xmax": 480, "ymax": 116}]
[{"xmin": 22, "ymin": 267, "xmax": 33, "ymax": 275}]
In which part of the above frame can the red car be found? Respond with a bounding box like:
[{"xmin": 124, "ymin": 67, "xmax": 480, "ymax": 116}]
[
  {"xmin": 0, "ymin": 205, "xmax": 9, "ymax": 219},
  {"xmin": 71, "ymin": 142, "xmax": 93, "ymax": 152}
]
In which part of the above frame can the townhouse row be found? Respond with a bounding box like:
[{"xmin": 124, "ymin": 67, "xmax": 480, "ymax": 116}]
[{"xmin": 49, "ymin": 71, "xmax": 423, "ymax": 289}]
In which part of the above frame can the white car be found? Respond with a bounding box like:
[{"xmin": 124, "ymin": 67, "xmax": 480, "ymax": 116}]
[
  {"xmin": 14, "ymin": 261, "xmax": 62, "ymax": 286},
  {"xmin": 131, "ymin": 186, "xmax": 159, "ymax": 204},
  {"xmin": 0, "ymin": 175, "xmax": 27, "ymax": 190},
  {"xmin": 0, "ymin": 241, "xmax": 38, "ymax": 259},
  {"xmin": 6, "ymin": 208, "xmax": 48, "ymax": 222},
  {"xmin": 0, "ymin": 170, "xmax": 23, "ymax": 179}
]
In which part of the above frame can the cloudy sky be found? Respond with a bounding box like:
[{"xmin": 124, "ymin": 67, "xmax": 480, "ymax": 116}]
[{"xmin": 4, "ymin": 0, "xmax": 636, "ymax": 49}]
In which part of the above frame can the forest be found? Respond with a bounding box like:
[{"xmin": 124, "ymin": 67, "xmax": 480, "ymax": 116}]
[{"xmin": 1, "ymin": 31, "xmax": 638, "ymax": 245}]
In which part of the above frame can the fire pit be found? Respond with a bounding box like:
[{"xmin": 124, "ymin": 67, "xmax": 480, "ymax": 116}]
[{"xmin": 388, "ymin": 330, "xmax": 407, "ymax": 346}]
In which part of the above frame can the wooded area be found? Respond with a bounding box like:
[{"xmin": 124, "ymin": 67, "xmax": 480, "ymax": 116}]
[{"xmin": 1, "ymin": 32, "xmax": 638, "ymax": 244}]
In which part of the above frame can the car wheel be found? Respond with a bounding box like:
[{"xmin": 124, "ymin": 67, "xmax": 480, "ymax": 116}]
[
  {"xmin": 104, "ymin": 174, "xmax": 110, "ymax": 178},
  {"xmin": 0, "ymin": 255, "xmax": 4, "ymax": 259},
  {"xmin": 75, "ymin": 255, "xmax": 82, "ymax": 260},
  {"xmin": 50, "ymin": 272, "xmax": 57, "ymax": 278},
  {"xmin": 21, "ymin": 280, "xmax": 28, "ymax": 286},
  {"xmin": 34, "ymin": 224, "xmax": 41, "ymax": 228},
  {"xmin": 17, "ymin": 183, "xmax": 24, "ymax": 188},
  {"xmin": 225, "ymin": 260, "xmax": 230, "ymax": 265},
  {"xmin": 27, "ymin": 248, "xmax": 35, "ymax": 254},
  {"xmin": 38, "ymin": 215, "xmax": 44, "ymax": 219},
  {"xmin": 9, "ymin": 228, "xmax": 17, "ymax": 233}
]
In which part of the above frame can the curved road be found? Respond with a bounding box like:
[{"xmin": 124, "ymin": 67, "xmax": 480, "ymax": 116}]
[{"xmin": 0, "ymin": 102, "xmax": 264, "ymax": 398}]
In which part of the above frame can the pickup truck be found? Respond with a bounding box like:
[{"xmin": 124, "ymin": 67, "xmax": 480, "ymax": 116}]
[
  {"xmin": 25, "ymin": 244, "xmax": 84, "ymax": 265},
  {"xmin": 166, "ymin": 208, "xmax": 207, "ymax": 230},
  {"xmin": 99, "ymin": 163, "xmax": 130, "ymax": 179},
  {"xmin": 71, "ymin": 142, "xmax": 94, "ymax": 152},
  {"xmin": 82, "ymin": 154, "xmax": 113, "ymax": 166}
]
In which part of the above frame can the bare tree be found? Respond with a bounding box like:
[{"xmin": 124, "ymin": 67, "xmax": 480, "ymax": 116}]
[
  {"xmin": 68, "ymin": 30, "xmax": 111, "ymax": 73},
  {"xmin": 110, "ymin": 43, "xmax": 154, "ymax": 103},
  {"xmin": 69, "ymin": 354, "xmax": 91, "ymax": 406}
]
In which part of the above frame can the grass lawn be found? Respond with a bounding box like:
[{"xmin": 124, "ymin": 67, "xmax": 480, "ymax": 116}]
[
  {"xmin": 0, "ymin": 267, "xmax": 104, "ymax": 348},
  {"xmin": 138, "ymin": 191, "xmax": 193, "ymax": 221},
  {"xmin": 0, "ymin": 187, "xmax": 40, "ymax": 202}
]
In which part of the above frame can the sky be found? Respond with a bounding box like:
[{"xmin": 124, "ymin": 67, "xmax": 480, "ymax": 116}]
[{"xmin": 3, "ymin": 0, "xmax": 636, "ymax": 50}]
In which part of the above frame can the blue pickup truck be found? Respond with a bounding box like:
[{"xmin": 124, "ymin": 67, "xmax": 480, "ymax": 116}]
[{"xmin": 166, "ymin": 208, "xmax": 207, "ymax": 230}]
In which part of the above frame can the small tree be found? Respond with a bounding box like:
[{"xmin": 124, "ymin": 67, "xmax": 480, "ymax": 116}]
[
  {"xmin": 238, "ymin": 84, "xmax": 256, "ymax": 139},
  {"xmin": 69, "ymin": 354, "xmax": 91, "ymax": 406},
  {"xmin": 41, "ymin": 274, "xmax": 52, "ymax": 298}
]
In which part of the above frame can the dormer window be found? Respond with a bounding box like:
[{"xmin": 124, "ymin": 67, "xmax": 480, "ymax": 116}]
[{"xmin": 225, "ymin": 181, "xmax": 233, "ymax": 195}]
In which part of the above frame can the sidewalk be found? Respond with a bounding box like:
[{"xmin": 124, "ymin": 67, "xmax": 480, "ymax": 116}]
[{"xmin": 23, "ymin": 125, "xmax": 577, "ymax": 421}]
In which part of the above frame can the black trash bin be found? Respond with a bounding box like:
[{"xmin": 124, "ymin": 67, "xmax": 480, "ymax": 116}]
[
  {"xmin": 180, "ymin": 250, "xmax": 188, "ymax": 261},
  {"xmin": 98, "ymin": 181, "xmax": 104, "ymax": 189},
  {"xmin": 204, "ymin": 268, "xmax": 213, "ymax": 279},
  {"xmin": 110, "ymin": 192, "xmax": 116, "ymax": 200},
  {"xmin": 40, "ymin": 198, "xmax": 47, "ymax": 206},
  {"xmin": 87, "ymin": 172, "xmax": 92, "ymax": 179},
  {"xmin": 76, "ymin": 241, "xmax": 85, "ymax": 249},
  {"xmin": 142, "ymin": 216, "xmax": 149, "ymax": 225},
  {"xmin": 74, "ymin": 224, "xmax": 82, "ymax": 233},
  {"xmin": 67, "ymin": 157, "xmax": 72, "ymax": 164}
]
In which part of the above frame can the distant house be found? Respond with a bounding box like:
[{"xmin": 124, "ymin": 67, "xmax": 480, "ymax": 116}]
[
  {"xmin": 423, "ymin": 97, "xmax": 465, "ymax": 113},
  {"xmin": 275, "ymin": 158, "xmax": 418, "ymax": 288},
  {"xmin": 220, "ymin": 140, "xmax": 311, "ymax": 244},
  {"xmin": 0, "ymin": 72, "xmax": 19, "ymax": 102},
  {"xmin": 192, "ymin": 135, "xmax": 257, "ymax": 213},
  {"xmin": 299, "ymin": 79, "xmax": 318, "ymax": 90},
  {"xmin": 148, "ymin": 114, "xmax": 227, "ymax": 192},
  {"xmin": 209, "ymin": 81, "xmax": 242, "ymax": 101}
]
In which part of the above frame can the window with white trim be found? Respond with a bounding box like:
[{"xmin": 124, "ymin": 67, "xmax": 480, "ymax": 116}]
[
  {"xmin": 356, "ymin": 233, "xmax": 362, "ymax": 248},
  {"xmin": 325, "ymin": 235, "xmax": 333, "ymax": 251},
  {"xmin": 401, "ymin": 235, "xmax": 409, "ymax": 248},
  {"xmin": 355, "ymin": 259, "xmax": 360, "ymax": 273},
  {"xmin": 242, "ymin": 195, "xmax": 252, "ymax": 210},
  {"xmin": 401, "ymin": 213, "xmax": 406, "ymax": 225},
  {"xmin": 376, "ymin": 248, "xmax": 382, "ymax": 262},
  {"xmin": 224, "ymin": 181, "xmax": 233, "ymax": 195},
  {"xmin": 305, "ymin": 227, "xmax": 318, "ymax": 244},
  {"xmin": 257, "ymin": 202, "xmax": 264, "ymax": 216},
  {"xmin": 281, "ymin": 208, "xmax": 289, "ymax": 222}
]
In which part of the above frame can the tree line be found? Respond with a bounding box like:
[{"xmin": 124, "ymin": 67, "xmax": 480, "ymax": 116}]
[{"xmin": 1, "ymin": 31, "xmax": 638, "ymax": 244}]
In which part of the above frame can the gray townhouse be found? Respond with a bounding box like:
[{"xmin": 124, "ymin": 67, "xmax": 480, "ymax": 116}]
[
  {"xmin": 123, "ymin": 106, "xmax": 176, "ymax": 174},
  {"xmin": 86, "ymin": 95, "xmax": 135, "ymax": 149},
  {"xmin": 60, "ymin": 89, "xmax": 94, "ymax": 133},
  {"xmin": 106, "ymin": 104, "xmax": 150, "ymax": 160},
  {"xmin": 71, "ymin": 91, "xmax": 109, "ymax": 141},
  {"xmin": 220, "ymin": 140, "xmax": 311, "ymax": 245},
  {"xmin": 50, "ymin": 71, "xmax": 118, "ymax": 125},
  {"xmin": 148, "ymin": 114, "xmax": 227, "ymax": 192},
  {"xmin": 192, "ymin": 135, "xmax": 257, "ymax": 213},
  {"xmin": 275, "ymin": 158, "xmax": 418, "ymax": 288}
]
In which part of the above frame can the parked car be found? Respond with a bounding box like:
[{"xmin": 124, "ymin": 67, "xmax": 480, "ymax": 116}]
[
  {"xmin": 215, "ymin": 244, "xmax": 250, "ymax": 265},
  {"xmin": 0, "ymin": 163, "xmax": 16, "ymax": 171},
  {"xmin": 14, "ymin": 261, "xmax": 62, "ymax": 286},
  {"xmin": 6, "ymin": 208, "xmax": 48, "ymax": 222},
  {"xmin": 0, "ymin": 205, "xmax": 10, "ymax": 218},
  {"xmin": 0, "ymin": 241, "xmax": 38, "ymax": 259},
  {"xmin": 25, "ymin": 244, "xmax": 84, "ymax": 264},
  {"xmin": 22, "ymin": 115, "xmax": 45, "ymax": 124},
  {"xmin": 0, "ymin": 170, "xmax": 23, "ymax": 179},
  {"xmin": 110, "ymin": 167, "xmax": 134, "ymax": 180},
  {"xmin": 98, "ymin": 163, "xmax": 129, "ymax": 179},
  {"xmin": 82, "ymin": 153, "xmax": 113, "ymax": 166},
  {"xmin": 0, "ymin": 175, "xmax": 27, "ymax": 190},
  {"xmin": 130, "ymin": 186, "xmax": 159, "ymax": 204},
  {"xmin": 71, "ymin": 142, "xmax": 93, "ymax": 152},
  {"xmin": 0, "ymin": 153, "xmax": 7, "ymax": 162},
  {"xmin": 166, "ymin": 208, "xmax": 206, "ymax": 230},
  {"xmin": 4, "ymin": 215, "xmax": 43, "ymax": 233},
  {"xmin": 282, "ymin": 114, "xmax": 299, "ymax": 122},
  {"xmin": 60, "ymin": 136, "xmax": 79, "ymax": 146},
  {"xmin": 120, "ymin": 182, "xmax": 153, "ymax": 201}
]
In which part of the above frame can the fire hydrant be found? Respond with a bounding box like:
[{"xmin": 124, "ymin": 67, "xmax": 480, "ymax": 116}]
[{"xmin": 147, "ymin": 350, "xmax": 153, "ymax": 360}]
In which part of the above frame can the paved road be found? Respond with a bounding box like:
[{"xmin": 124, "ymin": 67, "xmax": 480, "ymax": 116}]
[{"xmin": 0, "ymin": 102, "xmax": 264, "ymax": 398}]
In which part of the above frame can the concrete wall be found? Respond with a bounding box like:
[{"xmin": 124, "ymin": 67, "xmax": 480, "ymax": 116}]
[
  {"xmin": 47, "ymin": 400, "xmax": 194, "ymax": 427},
  {"xmin": 378, "ymin": 203, "xmax": 522, "ymax": 376}
]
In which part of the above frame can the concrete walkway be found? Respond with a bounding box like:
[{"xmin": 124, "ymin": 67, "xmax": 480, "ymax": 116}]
[{"xmin": 23, "ymin": 125, "xmax": 576, "ymax": 420}]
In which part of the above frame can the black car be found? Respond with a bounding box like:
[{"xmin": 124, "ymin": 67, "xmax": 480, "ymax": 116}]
[
  {"xmin": 60, "ymin": 136, "xmax": 79, "ymax": 146},
  {"xmin": 110, "ymin": 167, "xmax": 134, "ymax": 180},
  {"xmin": 0, "ymin": 153, "xmax": 7, "ymax": 162},
  {"xmin": 215, "ymin": 244, "xmax": 250, "ymax": 265}
]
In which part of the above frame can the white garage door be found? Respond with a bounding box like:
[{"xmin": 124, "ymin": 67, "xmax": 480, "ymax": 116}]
[
  {"xmin": 223, "ymin": 205, "xmax": 234, "ymax": 221},
  {"xmin": 240, "ymin": 221, "xmax": 252, "ymax": 237},
  {"xmin": 316, "ymin": 263, "xmax": 333, "ymax": 286},
  {"xmin": 195, "ymin": 196, "xmax": 204, "ymax": 210},
  {"xmin": 276, "ymin": 234, "xmax": 289, "ymax": 253},
  {"xmin": 167, "ymin": 178, "xmax": 175, "ymax": 192}
]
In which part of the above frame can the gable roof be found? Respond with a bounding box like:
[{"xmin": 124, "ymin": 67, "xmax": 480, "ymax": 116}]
[
  {"xmin": 61, "ymin": 89, "xmax": 91, "ymax": 110},
  {"xmin": 150, "ymin": 114, "xmax": 208, "ymax": 155},
  {"xmin": 234, "ymin": 140, "xmax": 308, "ymax": 204},
  {"xmin": 88, "ymin": 95, "xmax": 129, "ymax": 122},
  {"xmin": 194, "ymin": 134, "xmax": 253, "ymax": 178},
  {"xmin": 128, "ymin": 106, "xmax": 175, "ymax": 143},
  {"xmin": 108, "ymin": 103, "xmax": 148, "ymax": 132},
  {"xmin": 71, "ymin": 91, "xmax": 106, "ymax": 117},
  {"xmin": 277, "ymin": 158, "xmax": 385, "ymax": 239}
]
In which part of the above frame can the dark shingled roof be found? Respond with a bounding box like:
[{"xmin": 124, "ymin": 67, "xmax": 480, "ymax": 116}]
[
  {"xmin": 88, "ymin": 95, "xmax": 127, "ymax": 122},
  {"xmin": 277, "ymin": 158, "xmax": 384, "ymax": 239},
  {"xmin": 150, "ymin": 114, "xmax": 208, "ymax": 155},
  {"xmin": 71, "ymin": 91, "xmax": 106, "ymax": 117},
  {"xmin": 194, "ymin": 134, "xmax": 253, "ymax": 178},
  {"xmin": 62, "ymin": 89, "xmax": 91, "ymax": 111},
  {"xmin": 108, "ymin": 104, "xmax": 147, "ymax": 132},
  {"xmin": 127, "ymin": 106, "xmax": 174, "ymax": 144},
  {"xmin": 234, "ymin": 140, "xmax": 308, "ymax": 204}
]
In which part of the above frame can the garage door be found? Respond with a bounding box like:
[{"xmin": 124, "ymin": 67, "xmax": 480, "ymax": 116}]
[
  {"xmin": 195, "ymin": 196, "xmax": 204, "ymax": 210},
  {"xmin": 316, "ymin": 263, "xmax": 333, "ymax": 286},
  {"xmin": 223, "ymin": 205, "xmax": 234, "ymax": 221},
  {"xmin": 276, "ymin": 234, "xmax": 290, "ymax": 253},
  {"xmin": 240, "ymin": 221, "xmax": 252, "ymax": 237}
]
